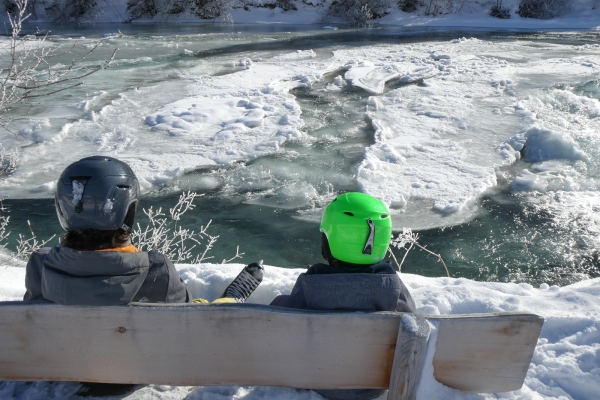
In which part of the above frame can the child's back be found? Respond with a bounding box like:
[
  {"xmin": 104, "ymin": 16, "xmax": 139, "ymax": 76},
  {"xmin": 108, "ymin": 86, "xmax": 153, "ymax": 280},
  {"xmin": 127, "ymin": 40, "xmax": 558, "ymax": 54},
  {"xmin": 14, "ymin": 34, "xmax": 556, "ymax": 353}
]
[{"xmin": 271, "ymin": 192, "xmax": 415, "ymax": 400}]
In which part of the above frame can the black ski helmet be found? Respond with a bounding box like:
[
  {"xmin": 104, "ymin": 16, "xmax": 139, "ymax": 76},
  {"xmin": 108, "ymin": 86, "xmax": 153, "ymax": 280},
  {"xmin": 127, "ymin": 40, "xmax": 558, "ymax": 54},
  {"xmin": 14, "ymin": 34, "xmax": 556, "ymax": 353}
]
[{"xmin": 55, "ymin": 156, "xmax": 139, "ymax": 232}]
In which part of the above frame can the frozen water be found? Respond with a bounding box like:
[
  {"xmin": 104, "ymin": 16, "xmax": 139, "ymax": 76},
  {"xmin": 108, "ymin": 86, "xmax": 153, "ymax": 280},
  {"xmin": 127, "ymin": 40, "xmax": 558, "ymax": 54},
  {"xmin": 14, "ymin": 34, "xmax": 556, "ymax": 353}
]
[{"xmin": 1, "ymin": 27, "xmax": 600, "ymax": 282}]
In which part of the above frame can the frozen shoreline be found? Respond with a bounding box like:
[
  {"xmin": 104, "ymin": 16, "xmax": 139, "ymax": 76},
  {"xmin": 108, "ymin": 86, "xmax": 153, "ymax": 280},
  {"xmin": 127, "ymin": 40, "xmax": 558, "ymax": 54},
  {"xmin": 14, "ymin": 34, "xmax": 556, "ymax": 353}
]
[
  {"xmin": 2, "ymin": 0, "xmax": 600, "ymax": 30},
  {"xmin": 1, "ymin": 262, "xmax": 599, "ymax": 399}
]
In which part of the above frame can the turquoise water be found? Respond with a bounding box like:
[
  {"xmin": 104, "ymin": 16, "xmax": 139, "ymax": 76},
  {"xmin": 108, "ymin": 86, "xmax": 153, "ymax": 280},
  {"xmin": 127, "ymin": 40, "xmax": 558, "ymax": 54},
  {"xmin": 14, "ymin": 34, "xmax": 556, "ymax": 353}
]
[{"xmin": 2, "ymin": 26, "xmax": 599, "ymax": 286}]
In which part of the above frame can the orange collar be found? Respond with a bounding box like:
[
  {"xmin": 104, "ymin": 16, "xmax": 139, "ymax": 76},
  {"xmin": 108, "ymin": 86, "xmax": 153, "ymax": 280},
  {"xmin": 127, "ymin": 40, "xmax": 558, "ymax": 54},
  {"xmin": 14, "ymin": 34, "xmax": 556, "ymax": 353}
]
[{"xmin": 95, "ymin": 244, "xmax": 140, "ymax": 253}]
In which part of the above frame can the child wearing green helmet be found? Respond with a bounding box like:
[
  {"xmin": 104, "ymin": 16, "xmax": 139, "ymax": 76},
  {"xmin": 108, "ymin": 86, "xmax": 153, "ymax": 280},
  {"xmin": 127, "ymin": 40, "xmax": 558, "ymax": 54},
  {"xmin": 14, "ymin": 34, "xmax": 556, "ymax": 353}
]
[{"xmin": 270, "ymin": 192, "xmax": 415, "ymax": 400}]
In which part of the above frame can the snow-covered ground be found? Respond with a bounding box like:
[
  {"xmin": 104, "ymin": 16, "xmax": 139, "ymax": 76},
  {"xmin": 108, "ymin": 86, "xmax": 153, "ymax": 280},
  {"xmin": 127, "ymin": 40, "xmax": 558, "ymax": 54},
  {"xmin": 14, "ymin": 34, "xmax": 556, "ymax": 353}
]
[{"xmin": 0, "ymin": 261, "xmax": 598, "ymax": 400}]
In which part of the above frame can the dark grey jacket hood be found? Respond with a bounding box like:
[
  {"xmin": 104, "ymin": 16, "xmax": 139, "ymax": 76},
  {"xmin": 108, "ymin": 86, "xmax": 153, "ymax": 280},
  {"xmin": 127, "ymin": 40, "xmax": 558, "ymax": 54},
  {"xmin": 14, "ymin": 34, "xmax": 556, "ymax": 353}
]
[{"xmin": 27, "ymin": 244, "xmax": 150, "ymax": 306}]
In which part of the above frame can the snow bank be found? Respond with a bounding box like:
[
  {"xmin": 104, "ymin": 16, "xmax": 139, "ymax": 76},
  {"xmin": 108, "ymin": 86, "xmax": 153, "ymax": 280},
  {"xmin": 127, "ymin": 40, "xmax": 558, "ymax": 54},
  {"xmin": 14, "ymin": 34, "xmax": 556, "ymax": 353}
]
[
  {"xmin": 2, "ymin": 0, "xmax": 600, "ymax": 29},
  {"xmin": 0, "ymin": 263, "xmax": 598, "ymax": 400}
]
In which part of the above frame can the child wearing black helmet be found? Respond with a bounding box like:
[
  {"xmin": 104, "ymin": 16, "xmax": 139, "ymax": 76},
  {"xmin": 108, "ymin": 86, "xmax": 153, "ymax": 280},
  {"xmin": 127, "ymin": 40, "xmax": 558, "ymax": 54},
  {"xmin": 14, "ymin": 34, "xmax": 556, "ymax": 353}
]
[
  {"xmin": 271, "ymin": 192, "xmax": 415, "ymax": 400},
  {"xmin": 24, "ymin": 156, "xmax": 263, "ymax": 306}
]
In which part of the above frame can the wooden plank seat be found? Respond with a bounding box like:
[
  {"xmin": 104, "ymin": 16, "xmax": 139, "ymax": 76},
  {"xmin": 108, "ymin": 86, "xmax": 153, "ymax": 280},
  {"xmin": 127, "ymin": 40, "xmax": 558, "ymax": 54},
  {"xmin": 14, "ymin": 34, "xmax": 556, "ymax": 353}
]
[{"xmin": 0, "ymin": 301, "xmax": 544, "ymax": 400}]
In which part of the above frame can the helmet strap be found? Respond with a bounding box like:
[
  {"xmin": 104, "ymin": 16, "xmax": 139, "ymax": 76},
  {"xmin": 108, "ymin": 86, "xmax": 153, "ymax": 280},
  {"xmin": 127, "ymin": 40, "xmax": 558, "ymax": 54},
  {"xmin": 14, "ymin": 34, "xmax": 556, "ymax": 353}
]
[
  {"xmin": 321, "ymin": 233, "xmax": 334, "ymax": 262},
  {"xmin": 362, "ymin": 218, "xmax": 375, "ymax": 255}
]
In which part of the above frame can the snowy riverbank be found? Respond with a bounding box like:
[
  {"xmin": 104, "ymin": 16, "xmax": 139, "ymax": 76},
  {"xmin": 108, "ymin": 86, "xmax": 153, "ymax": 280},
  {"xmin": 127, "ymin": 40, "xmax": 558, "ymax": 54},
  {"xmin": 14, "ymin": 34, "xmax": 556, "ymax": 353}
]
[
  {"xmin": 1, "ymin": 262, "xmax": 598, "ymax": 400},
  {"xmin": 2, "ymin": 0, "xmax": 600, "ymax": 29}
]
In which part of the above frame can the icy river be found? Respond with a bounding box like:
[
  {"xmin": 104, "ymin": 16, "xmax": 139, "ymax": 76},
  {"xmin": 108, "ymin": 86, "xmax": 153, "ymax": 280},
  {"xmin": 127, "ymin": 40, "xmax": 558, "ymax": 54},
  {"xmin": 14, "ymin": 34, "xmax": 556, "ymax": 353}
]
[{"xmin": 2, "ymin": 24, "xmax": 599, "ymax": 286}]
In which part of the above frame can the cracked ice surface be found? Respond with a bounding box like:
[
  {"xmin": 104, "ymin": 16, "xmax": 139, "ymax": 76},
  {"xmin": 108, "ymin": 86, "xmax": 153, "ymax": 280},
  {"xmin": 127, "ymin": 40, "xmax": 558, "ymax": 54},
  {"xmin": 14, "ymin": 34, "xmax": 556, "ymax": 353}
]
[{"xmin": 2, "ymin": 37, "xmax": 600, "ymax": 231}]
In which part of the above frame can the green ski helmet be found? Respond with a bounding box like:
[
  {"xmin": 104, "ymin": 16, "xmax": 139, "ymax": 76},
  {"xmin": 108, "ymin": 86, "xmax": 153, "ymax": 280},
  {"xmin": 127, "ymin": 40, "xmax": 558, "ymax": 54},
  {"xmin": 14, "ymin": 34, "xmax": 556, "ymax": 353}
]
[{"xmin": 320, "ymin": 192, "xmax": 392, "ymax": 265}]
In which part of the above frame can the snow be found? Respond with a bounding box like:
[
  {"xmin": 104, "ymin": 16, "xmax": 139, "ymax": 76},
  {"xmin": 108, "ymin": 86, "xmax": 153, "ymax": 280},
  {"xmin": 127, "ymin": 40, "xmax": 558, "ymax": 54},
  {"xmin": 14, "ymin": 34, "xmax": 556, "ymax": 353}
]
[
  {"xmin": 3, "ymin": 35, "xmax": 599, "ymax": 233},
  {"xmin": 2, "ymin": 0, "xmax": 599, "ymax": 29},
  {"xmin": 1, "ymin": 261, "xmax": 599, "ymax": 400},
  {"xmin": 1, "ymin": 4, "xmax": 600, "ymax": 397},
  {"xmin": 2, "ymin": 7, "xmax": 599, "ymax": 234}
]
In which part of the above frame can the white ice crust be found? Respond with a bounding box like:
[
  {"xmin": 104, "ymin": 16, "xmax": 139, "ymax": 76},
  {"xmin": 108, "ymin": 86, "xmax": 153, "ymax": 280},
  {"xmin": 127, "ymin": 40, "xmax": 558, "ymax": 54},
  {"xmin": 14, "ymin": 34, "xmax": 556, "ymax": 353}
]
[{"xmin": 2, "ymin": 35, "xmax": 599, "ymax": 230}]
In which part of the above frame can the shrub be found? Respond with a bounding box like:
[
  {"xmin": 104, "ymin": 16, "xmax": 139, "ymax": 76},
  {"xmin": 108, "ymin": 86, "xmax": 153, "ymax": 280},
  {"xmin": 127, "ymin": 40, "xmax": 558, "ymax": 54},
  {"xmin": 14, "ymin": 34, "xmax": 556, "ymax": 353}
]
[
  {"xmin": 398, "ymin": 0, "xmax": 419, "ymax": 12},
  {"xmin": 2, "ymin": 0, "xmax": 39, "ymax": 18},
  {"xmin": 423, "ymin": 0, "xmax": 450, "ymax": 16},
  {"xmin": 516, "ymin": 0, "xmax": 572, "ymax": 19},
  {"xmin": 276, "ymin": 0, "xmax": 298, "ymax": 11},
  {"xmin": 0, "ymin": 191, "xmax": 242, "ymax": 265},
  {"xmin": 326, "ymin": 0, "xmax": 391, "ymax": 27},
  {"xmin": 131, "ymin": 191, "xmax": 243, "ymax": 264},
  {"xmin": 0, "ymin": 146, "xmax": 18, "ymax": 178},
  {"xmin": 490, "ymin": 0, "xmax": 510, "ymax": 18},
  {"xmin": 189, "ymin": 0, "xmax": 235, "ymax": 19},
  {"xmin": 126, "ymin": 0, "xmax": 160, "ymax": 21},
  {"xmin": 2, "ymin": 0, "xmax": 18, "ymax": 14},
  {"xmin": 44, "ymin": 0, "xmax": 100, "ymax": 23},
  {"xmin": 140, "ymin": 0, "xmax": 233, "ymax": 20}
]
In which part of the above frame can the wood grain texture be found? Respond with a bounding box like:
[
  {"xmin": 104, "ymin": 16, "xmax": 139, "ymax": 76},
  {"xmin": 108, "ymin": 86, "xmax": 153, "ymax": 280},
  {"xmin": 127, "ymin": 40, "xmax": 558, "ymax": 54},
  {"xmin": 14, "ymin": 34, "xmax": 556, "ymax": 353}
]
[
  {"xmin": 430, "ymin": 313, "xmax": 544, "ymax": 392},
  {"xmin": 0, "ymin": 302, "xmax": 399, "ymax": 388},
  {"xmin": 0, "ymin": 302, "xmax": 543, "ymax": 395},
  {"xmin": 387, "ymin": 315, "xmax": 430, "ymax": 400}
]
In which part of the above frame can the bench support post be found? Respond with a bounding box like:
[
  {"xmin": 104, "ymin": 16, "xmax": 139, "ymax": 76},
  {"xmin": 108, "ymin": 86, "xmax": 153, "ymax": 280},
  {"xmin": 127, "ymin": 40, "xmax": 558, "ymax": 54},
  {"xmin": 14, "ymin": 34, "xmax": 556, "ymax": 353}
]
[{"xmin": 387, "ymin": 314, "xmax": 431, "ymax": 400}]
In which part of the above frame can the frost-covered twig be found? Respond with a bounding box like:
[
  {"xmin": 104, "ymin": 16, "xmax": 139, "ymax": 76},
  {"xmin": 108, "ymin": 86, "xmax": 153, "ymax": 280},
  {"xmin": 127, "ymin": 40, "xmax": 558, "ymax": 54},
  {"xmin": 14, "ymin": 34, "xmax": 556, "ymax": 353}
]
[
  {"xmin": 389, "ymin": 228, "xmax": 450, "ymax": 277},
  {"xmin": 0, "ymin": 145, "xmax": 18, "ymax": 177},
  {"xmin": 1, "ymin": 0, "xmax": 118, "ymax": 134},
  {"xmin": 131, "ymin": 191, "xmax": 244, "ymax": 264},
  {"xmin": 0, "ymin": 214, "xmax": 10, "ymax": 255},
  {"xmin": 14, "ymin": 220, "xmax": 56, "ymax": 261}
]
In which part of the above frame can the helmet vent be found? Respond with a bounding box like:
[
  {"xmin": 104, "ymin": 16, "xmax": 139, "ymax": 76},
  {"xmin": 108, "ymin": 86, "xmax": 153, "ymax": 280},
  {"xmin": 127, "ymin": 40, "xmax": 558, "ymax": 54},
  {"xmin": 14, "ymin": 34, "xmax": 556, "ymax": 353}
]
[
  {"xmin": 381, "ymin": 214, "xmax": 389, "ymax": 218},
  {"xmin": 117, "ymin": 185, "xmax": 131, "ymax": 189},
  {"xmin": 343, "ymin": 212, "xmax": 355, "ymax": 216}
]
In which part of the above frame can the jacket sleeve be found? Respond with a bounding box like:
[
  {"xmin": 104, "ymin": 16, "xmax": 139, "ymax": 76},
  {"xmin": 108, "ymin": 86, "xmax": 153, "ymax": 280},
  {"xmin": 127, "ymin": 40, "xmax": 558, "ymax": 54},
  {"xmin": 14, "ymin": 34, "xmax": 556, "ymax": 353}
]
[
  {"xmin": 270, "ymin": 273, "xmax": 308, "ymax": 309},
  {"xmin": 135, "ymin": 251, "xmax": 190, "ymax": 303},
  {"xmin": 24, "ymin": 248, "xmax": 51, "ymax": 301}
]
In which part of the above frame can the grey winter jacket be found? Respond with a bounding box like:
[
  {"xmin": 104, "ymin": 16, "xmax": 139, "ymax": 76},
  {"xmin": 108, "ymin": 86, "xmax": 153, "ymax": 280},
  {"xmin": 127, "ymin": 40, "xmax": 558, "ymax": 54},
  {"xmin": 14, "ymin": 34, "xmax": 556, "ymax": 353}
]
[
  {"xmin": 24, "ymin": 244, "xmax": 189, "ymax": 305},
  {"xmin": 270, "ymin": 261, "xmax": 415, "ymax": 313},
  {"xmin": 270, "ymin": 261, "xmax": 415, "ymax": 400}
]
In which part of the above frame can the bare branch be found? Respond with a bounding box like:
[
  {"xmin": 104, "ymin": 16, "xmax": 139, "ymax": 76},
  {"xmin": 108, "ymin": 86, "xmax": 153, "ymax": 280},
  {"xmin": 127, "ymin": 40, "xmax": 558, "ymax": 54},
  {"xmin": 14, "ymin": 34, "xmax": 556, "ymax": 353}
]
[
  {"xmin": 1, "ymin": 0, "xmax": 118, "ymax": 134},
  {"xmin": 131, "ymin": 192, "xmax": 241, "ymax": 264},
  {"xmin": 390, "ymin": 228, "xmax": 450, "ymax": 277}
]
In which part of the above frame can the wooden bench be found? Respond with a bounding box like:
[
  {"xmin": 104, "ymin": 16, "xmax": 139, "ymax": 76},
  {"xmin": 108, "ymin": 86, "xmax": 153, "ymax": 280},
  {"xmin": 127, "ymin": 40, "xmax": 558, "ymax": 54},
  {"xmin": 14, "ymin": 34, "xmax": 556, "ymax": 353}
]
[{"xmin": 0, "ymin": 301, "xmax": 544, "ymax": 400}]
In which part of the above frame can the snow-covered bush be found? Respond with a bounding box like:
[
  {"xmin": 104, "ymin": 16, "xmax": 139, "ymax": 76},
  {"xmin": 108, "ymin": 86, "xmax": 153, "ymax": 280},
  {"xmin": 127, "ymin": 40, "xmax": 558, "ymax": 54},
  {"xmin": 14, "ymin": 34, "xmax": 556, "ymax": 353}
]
[
  {"xmin": 326, "ymin": 0, "xmax": 391, "ymax": 27},
  {"xmin": 516, "ymin": 0, "xmax": 572, "ymax": 19},
  {"xmin": 251, "ymin": 0, "xmax": 298, "ymax": 11},
  {"xmin": 1, "ymin": 0, "xmax": 116, "ymax": 135},
  {"xmin": 0, "ymin": 146, "xmax": 18, "ymax": 178},
  {"xmin": 131, "ymin": 191, "xmax": 243, "ymax": 263},
  {"xmin": 125, "ymin": 0, "xmax": 159, "ymax": 21},
  {"xmin": 189, "ymin": 0, "xmax": 235, "ymax": 19},
  {"xmin": 398, "ymin": 0, "xmax": 419, "ymax": 12},
  {"xmin": 125, "ymin": 0, "xmax": 234, "ymax": 21},
  {"xmin": 0, "ymin": 191, "xmax": 241, "ymax": 265},
  {"xmin": 490, "ymin": 0, "xmax": 510, "ymax": 18},
  {"xmin": 275, "ymin": 0, "xmax": 297, "ymax": 11},
  {"xmin": 2, "ymin": 0, "xmax": 38, "ymax": 18},
  {"xmin": 2, "ymin": 0, "xmax": 17, "ymax": 14},
  {"xmin": 44, "ymin": 0, "xmax": 100, "ymax": 23},
  {"xmin": 423, "ymin": 0, "xmax": 450, "ymax": 15}
]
